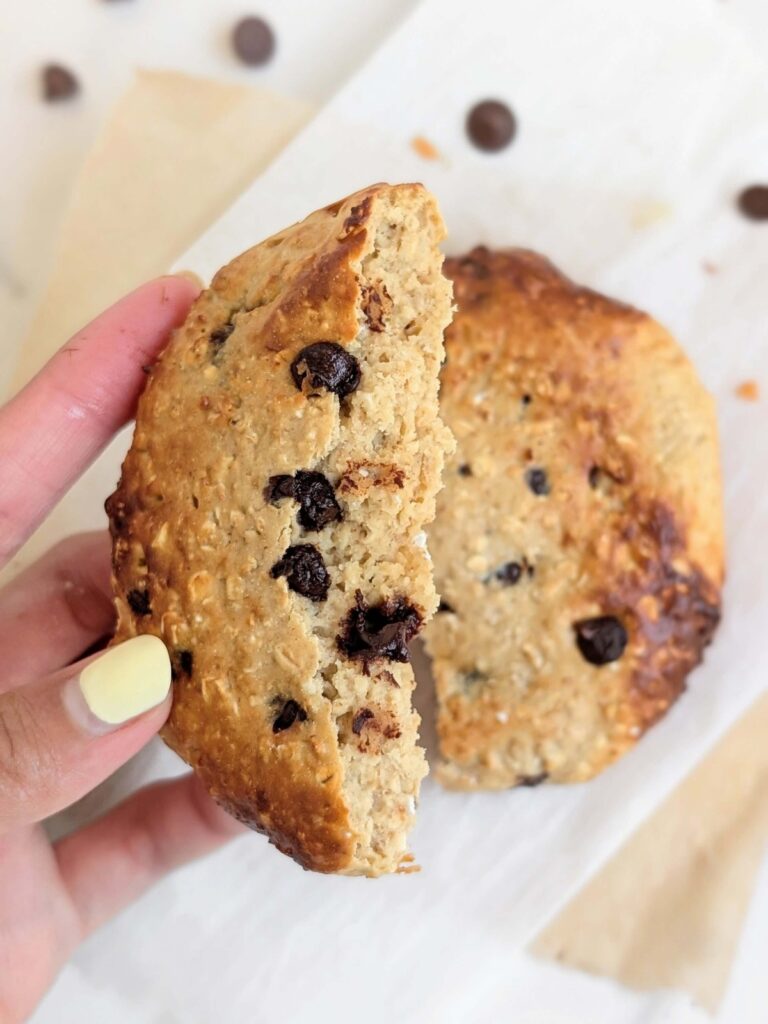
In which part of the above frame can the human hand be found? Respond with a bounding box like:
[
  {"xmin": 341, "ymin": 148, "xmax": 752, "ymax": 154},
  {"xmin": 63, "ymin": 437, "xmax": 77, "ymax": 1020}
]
[{"xmin": 0, "ymin": 279, "xmax": 244, "ymax": 1024}]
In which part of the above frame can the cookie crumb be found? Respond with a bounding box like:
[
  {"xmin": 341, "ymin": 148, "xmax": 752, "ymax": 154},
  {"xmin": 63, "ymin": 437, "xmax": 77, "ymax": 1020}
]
[
  {"xmin": 411, "ymin": 136, "xmax": 440, "ymax": 161},
  {"xmin": 736, "ymin": 380, "xmax": 759, "ymax": 402}
]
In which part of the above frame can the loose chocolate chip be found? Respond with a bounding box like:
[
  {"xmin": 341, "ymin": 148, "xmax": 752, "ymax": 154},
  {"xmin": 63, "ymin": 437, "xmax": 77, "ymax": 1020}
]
[
  {"xmin": 290, "ymin": 342, "xmax": 361, "ymax": 399},
  {"xmin": 574, "ymin": 615, "xmax": 628, "ymax": 665},
  {"xmin": 496, "ymin": 562, "xmax": 522, "ymax": 585},
  {"xmin": 271, "ymin": 544, "xmax": 330, "ymax": 602},
  {"xmin": 210, "ymin": 322, "xmax": 235, "ymax": 348},
  {"xmin": 737, "ymin": 185, "xmax": 768, "ymax": 221},
  {"xmin": 127, "ymin": 588, "xmax": 151, "ymax": 616},
  {"xmin": 437, "ymin": 599, "xmax": 455, "ymax": 614},
  {"xmin": 352, "ymin": 708, "xmax": 375, "ymax": 735},
  {"xmin": 272, "ymin": 698, "xmax": 307, "ymax": 733},
  {"xmin": 232, "ymin": 16, "xmax": 276, "ymax": 67},
  {"xmin": 42, "ymin": 64, "xmax": 79, "ymax": 102},
  {"xmin": 466, "ymin": 100, "xmax": 517, "ymax": 152},
  {"xmin": 337, "ymin": 591, "xmax": 422, "ymax": 666},
  {"xmin": 517, "ymin": 772, "xmax": 548, "ymax": 787},
  {"xmin": 458, "ymin": 463, "xmax": 473, "ymax": 477},
  {"xmin": 525, "ymin": 467, "xmax": 550, "ymax": 496}
]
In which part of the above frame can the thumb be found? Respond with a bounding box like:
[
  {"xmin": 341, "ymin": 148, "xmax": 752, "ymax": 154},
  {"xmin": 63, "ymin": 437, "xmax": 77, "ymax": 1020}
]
[{"xmin": 0, "ymin": 635, "xmax": 172, "ymax": 833}]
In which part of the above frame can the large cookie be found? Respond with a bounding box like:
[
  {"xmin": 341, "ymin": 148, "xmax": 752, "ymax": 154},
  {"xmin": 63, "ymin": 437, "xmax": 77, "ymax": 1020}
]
[
  {"xmin": 425, "ymin": 247, "xmax": 723, "ymax": 789},
  {"xmin": 106, "ymin": 184, "xmax": 454, "ymax": 874}
]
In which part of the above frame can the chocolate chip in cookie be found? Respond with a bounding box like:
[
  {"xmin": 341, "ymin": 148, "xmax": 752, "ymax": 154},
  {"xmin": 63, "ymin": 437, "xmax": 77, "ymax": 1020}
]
[
  {"xmin": 525, "ymin": 467, "xmax": 550, "ymax": 496},
  {"xmin": 517, "ymin": 772, "xmax": 548, "ymax": 787},
  {"xmin": 266, "ymin": 471, "xmax": 341, "ymax": 531},
  {"xmin": 271, "ymin": 544, "xmax": 330, "ymax": 602},
  {"xmin": 496, "ymin": 561, "xmax": 523, "ymax": 585},
  {"xmin": 574, "ymin": 616, "xmax": 628, "ymax": 665},
  {"xmin": 352, "ymin": 708, "xmax": 375, "ymax": 734},
  {"xmin": 210, "ymin": 322, "xmax": 235, "ymax": 349},
  {"xmin": 127, "ymin": 588, "xmax": 151, "ymax": 616},
  {"xmin": 290, "ymin": 342, "xmax": 361, "ymax": 399},
  {"xmin": 272, "ymin": 698, "xmax": 308, "ymax": 733},
  {"xmin": 337, "ymin": 591, "xmax": 422, "ymax": 666}
]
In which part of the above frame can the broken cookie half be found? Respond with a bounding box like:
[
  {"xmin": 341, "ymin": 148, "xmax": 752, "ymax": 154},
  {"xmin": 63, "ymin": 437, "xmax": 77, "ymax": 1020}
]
[{"xmin": 106, "ymin": 184, "xmax": 454, "ymax": 875}]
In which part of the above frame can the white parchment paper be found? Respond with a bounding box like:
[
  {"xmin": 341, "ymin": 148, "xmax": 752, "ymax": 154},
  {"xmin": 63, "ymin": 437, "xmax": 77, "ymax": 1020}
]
[{"xmin": 33, "ymin": 0, "xmax": 768, "ymax": 1021}]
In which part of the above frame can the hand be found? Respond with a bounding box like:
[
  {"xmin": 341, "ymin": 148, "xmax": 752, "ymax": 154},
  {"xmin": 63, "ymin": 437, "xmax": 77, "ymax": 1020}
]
[{"xmin": 0, "ymin": 279, "xmax": 244, "ymax": 1024}]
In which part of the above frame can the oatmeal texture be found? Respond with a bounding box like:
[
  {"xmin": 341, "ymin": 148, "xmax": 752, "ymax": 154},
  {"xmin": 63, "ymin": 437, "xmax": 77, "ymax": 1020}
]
[
  {"xmin": 425, "ymin": 247, "xmax": 723, "ymax": 789},
  {"xmin": 107, "ymin": 184, "xmax": 454, "ymax": 874}
]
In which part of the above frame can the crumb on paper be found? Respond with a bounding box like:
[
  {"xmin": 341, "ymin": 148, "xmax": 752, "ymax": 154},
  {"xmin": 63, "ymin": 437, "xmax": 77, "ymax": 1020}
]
[
  {"xmin": 631, "ymin": 199, "xmax": 672, "ymax": 230},
  {"xmin": 411, "ymin": 135, "xmax": 440, "ymax": 161},
  {"xmin": 702, "ymin": 260, "xmax": 719, "ymax": 275},
  {"xmin": 736, "ymin": 380, "xmax": 759, "ymax": 402}
]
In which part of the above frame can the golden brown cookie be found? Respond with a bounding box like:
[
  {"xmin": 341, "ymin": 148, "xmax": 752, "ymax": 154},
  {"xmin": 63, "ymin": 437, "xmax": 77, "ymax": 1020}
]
[
  {"xmin": 424, "ymin": 247, "xmax": 723, "ymax": 789},
  {"xmin": 106, "ymin": 184, "xmax": 454, "ymax": 874}
]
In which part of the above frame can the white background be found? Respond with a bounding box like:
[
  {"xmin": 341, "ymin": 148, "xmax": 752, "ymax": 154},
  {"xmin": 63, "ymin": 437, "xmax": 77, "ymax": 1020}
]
[{"xmin": 1, "ymin": 2, "xmax": 767, "ymax": 1022}]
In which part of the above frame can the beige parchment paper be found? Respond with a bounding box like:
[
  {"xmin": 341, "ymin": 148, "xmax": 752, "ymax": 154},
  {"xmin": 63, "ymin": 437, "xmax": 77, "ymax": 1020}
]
[{"xmin": 12, "ymin": 68, "xmax": 766, "ymax": 1014}]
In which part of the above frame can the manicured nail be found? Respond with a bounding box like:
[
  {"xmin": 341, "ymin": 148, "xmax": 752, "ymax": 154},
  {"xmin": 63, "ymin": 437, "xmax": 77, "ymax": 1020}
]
[{"xmin": 75, "ymin": 635, "xmax": 171, "ymax": 728}]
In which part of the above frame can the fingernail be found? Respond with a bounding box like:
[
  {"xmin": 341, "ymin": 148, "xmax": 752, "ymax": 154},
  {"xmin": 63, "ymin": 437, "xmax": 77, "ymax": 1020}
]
[{"xmin": 74, "ymin": 635, "xmax": 171, "ymax": 728}]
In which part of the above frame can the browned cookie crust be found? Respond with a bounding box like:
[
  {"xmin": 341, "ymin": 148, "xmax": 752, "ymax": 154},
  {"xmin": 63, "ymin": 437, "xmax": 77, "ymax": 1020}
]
[
  {"xmin": 107, "ymin": 184, "xmax": 453, "ymax": 874},
  {"xmin": 425, "ymin": 247, "xmax": 723, "ymax": 789}
]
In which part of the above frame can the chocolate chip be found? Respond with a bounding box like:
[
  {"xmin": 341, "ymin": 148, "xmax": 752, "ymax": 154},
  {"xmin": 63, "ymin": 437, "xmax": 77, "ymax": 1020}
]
[
  {"xmin": 42, "ymin": 64, "xmax": 79, "ymax": 102},
  {"xmin": 737, "ymin": 185, "xmax": 768, "ymax": 221},
  {"xmin": 458, "ymin": 463, "xmax": 473, "ymax": 477},
  {"xmin": 265, "ymin": 474, "xmax": 296, "ymax": 503},
  {"xmin": 337, "ymin": 591, "xmax": 422, "ymax": 666},
  {"xmin": 265, "ymin": 471, "xmax": 342, "ymax": 531},
  {"xmin": 343, "ymin": 198, "xmax": 372, "ymax": 233},
  {"xmin": 525, "ymin": 467, "xmax": 550, "ymax": 496},
  {"xmin": 496, "ymin": 562, "xmax": 522, "ymax": 585},
  {"xmin": 272, "ymin": 698, "xmax": 307, "ymax": 733},
  {"xmin": 271, "ymin": 544, "xmax": 330, "ymax": 602},
  {"xmin": 290, "ymin": 342, "xmax": 361, "ymax": 399},
  {"xmin": 352, "ymin": 708, "xmax": 375, "ymax": 734},
  {"xmin": 521, "ymin": 393, "xmax": 532, "ymax": 405},
  {"xmin": 517, "ymin": 772, "xmax": 548, "ymax": 787},
  {"xmin": 437, "ymin": 599, "xmax": 455, "ymax": 614},
  {"xmin": 361, "ymin": 285, "xmax": 387, "ymax": 332},
  {"xmin": 463, "ymin": 669, "xmax": 488, "ymax": 686},
  {"xmin": 210, "ymin": 322, "xmax": 235, "ymax": 348},
  {"xmin": 127, "ymin": 588, "xmax": 151, "ymax": 616},
  {"xmin": 588, "ymin": 465, "xmax": 601, "ymax": 489},
  {"xmin": 574, "ymin": 616, "xmax": 628, "ymax": 665},
  {"xmin": 466, "ymin": 100, "xmax": 517, "ymax": 152},
  {"xmin": 232, "ymin": 16, "xmax": 276, "ymax": 67},
  {"xmin": 172, "ymin": 649, "xmax": 194, "ymax": 681}
]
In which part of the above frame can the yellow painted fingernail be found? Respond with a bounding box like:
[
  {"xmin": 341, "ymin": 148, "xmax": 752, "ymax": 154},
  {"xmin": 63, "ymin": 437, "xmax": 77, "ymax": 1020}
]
[{"xmin": 78, "ymin": 635, "xmax": 171, "ymax": 726}]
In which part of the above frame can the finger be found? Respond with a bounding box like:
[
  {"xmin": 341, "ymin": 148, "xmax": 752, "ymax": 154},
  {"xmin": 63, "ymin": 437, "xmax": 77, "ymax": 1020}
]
[
  {"xmin": 56, "ymin": 773, "xmax": 244, "ymax": 939},
  {"xmin": 0, "ymin": 532, "xmax": 114, "ymax": 694},
  {"xmin": 0, "ymin": 276, "xmax": 199, "ymax": 567},
  {"xmin": 0, "ymin": 636, "xmax": 171, "ymax": 833}
]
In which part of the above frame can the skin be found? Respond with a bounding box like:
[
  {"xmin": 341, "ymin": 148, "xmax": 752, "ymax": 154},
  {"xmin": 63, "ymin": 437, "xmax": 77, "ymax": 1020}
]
[{"xmin": 0, "ymin": 278, "xmax": 244, "ymax": 1024}]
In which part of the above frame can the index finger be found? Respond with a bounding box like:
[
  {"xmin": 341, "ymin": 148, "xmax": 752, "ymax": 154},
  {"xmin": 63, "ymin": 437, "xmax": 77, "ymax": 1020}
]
[{"xmin": 0, "ymin": 277, "xmax": 199, "ymax": 567}]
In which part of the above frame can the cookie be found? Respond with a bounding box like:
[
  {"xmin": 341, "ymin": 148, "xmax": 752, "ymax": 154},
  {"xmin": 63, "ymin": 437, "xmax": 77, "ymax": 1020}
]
[
  {"xmin": 106, "ymin": 184, "xmax": 454, "ymax": 874},
  {"xmin": 424, "ymin": 247, "xmax": 723, "ymax": 789}
]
